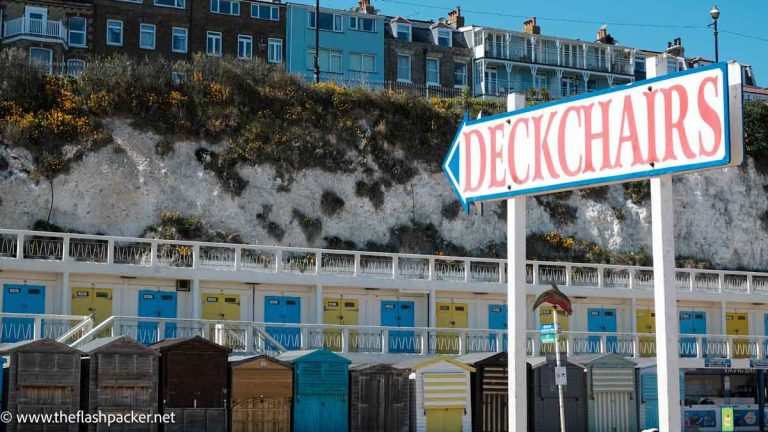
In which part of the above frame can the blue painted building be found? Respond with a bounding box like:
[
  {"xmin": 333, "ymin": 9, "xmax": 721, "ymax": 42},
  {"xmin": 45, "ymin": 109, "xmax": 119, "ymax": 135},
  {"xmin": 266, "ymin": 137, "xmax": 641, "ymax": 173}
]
[{"xmin": 285, "ymin": 1, "xmax": 385, "ymax": 84}]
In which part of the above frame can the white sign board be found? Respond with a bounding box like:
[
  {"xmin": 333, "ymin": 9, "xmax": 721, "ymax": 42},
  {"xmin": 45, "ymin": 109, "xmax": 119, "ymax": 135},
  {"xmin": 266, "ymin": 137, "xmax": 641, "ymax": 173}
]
[
  {"xmin": 555, "ymin": 366, "xmax": 567, "ymax": 386},
  {"xmin": 443, "ymin": 62, "xmax": 743, "ymax": 208}
]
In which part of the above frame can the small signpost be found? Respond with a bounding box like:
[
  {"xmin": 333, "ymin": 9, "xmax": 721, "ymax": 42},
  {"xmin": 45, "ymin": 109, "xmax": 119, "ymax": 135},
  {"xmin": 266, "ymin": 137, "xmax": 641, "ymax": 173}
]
[{"xmin": 443, "ymin": 60, "xmax": 744, "ymax": 432}]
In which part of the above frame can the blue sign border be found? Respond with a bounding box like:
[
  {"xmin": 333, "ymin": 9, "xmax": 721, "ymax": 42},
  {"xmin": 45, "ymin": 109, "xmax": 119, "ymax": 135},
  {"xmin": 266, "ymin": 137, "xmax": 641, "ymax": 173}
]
[{"xmin": 442, "ymin": 62, "xmax": 739, "ymax": 210}]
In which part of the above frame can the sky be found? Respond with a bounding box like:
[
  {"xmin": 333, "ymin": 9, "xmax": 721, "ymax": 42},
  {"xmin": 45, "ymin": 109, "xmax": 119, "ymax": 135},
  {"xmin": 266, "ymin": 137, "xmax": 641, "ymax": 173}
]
[{"xmin": 294, "ymin": 0, "xmax": 768, "ymax": 85}]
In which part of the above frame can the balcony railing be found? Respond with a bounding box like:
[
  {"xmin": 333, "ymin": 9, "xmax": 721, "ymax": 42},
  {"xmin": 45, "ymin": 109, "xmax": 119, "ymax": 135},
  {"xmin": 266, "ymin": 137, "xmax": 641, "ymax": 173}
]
[
  {"xmin": 2, "ymin": 17, "xmax": 67, "ymax": 42},
  {"xmin": 3, "ymin": 228, "xmax": 768, "ymax": 296},
  {"xmin": 62, "ymin": 315, "xmax": 768, "ymax": 360}
]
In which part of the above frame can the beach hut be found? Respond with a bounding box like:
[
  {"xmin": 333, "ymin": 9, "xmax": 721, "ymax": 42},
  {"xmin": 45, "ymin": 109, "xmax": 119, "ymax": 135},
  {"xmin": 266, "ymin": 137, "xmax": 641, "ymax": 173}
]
[
  {"xmin": 636, "ymin": 362, "xmax": 686, "ymax": 431},
  {"xmin": 348, "ymin": 363, "xmax": 410, "ymax": 432},
  {"xmin": 457, "ymin": 352, "xmax": 509, "ymax": 432},
  {"xmin": 277, "ymin": 349, "xmax": 351, "ymax": 432},
  {"xmin": 527, "ymin": 355, "xmax": 588, "ymax": 432},
  {"xmin": 570, "ymin": 354, "xmax": 638, "ymax": 432},
  {"xmin": 395, "ymin": 355, "xmax": 475, "ymax": 432},
  {"xmin": 79, "ymin": 336, "xmax": 160, "ymax": 432},
  {"xmin": 151, "ymin": 336, "xmax": 231, "ymax": 432},
  {"xmin": 228, "ymin": 355, "xmax": 293, "ymax": 432},
  {"xmin": 0, "ymin": 339, "xmax": 83, "ymax": 432}
]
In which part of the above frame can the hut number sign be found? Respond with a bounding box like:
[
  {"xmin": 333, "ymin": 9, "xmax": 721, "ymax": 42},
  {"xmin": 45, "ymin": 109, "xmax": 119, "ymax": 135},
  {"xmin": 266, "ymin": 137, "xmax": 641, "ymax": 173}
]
[{"xmin": 443, "ymin": 63, "xmax": 743, "ymax": 208}]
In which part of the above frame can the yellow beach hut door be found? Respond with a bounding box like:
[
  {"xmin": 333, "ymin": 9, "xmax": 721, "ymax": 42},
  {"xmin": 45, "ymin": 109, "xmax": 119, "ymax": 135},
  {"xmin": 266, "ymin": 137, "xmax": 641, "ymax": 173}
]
[
  {"xmin": 436, "ymin": 303, "xmax": 468, "ymax": 354},
  {"xmin": 71, "ymin": 288, "xmax": 113, "ymax": 324},
  {"xmin": 726, "ymin": 312, "xmax": 749, "ymax": 359},
  {"xmin": 636, "ymin": 310, "xmax": 656, "ymax": 357},
  {"xmin": 424, "ymin": 372, "xmax": 466, "ymax": 432},
  {"xmin": 323, "ymin": 298, "xmax": 359, "ymax": 351}
]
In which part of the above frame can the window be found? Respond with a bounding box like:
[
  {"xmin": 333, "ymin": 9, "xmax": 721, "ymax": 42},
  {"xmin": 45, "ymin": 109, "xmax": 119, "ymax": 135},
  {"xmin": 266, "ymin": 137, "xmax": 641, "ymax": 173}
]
[
  {"xmin": 396, "ymin": 54, "xmax": 411, "ymax": 82},
  {"xmin": 350, "ymin": 16, "xmax": 375, "ymax": 32},
  {"xmin": 268, "ymin": 38, "xmax": 282, "ymax": 63},
  {"xmin": 238, "ymin": 35, "xmax": 253, "ymax": 59},
  {"xmin": 106, "ymin": 20, "xmax": 123, "ymax": 46},
  {"xmin": 206, "ymin": 31, "xmax": 222, "ymax": 56},
  {"xmin": 308, "ymin": 11, "xmax": 342, "ymax": 32},
  {"xmin": 66, "ymin": 59, "xmax": 86, "ymax": 76},
  {"xmin": 251, "ymin": 4, "xmax": 279, "ymax": 20},
  {"xmin": 210, "ymin": 0, "xmax": 240, "ymax": 16},
  {"xmin": 154, "ymin": 0, "xmax": 185, "ymax": 8},
  {"xmin": 29, "ymin": 48, "xmax": 52, "ymax": 74},
  {"xmin": 454, "ymin": 62, "xmax": 467, "ymax": 87},
  {"xmin": 172, "ymin": 27, "xmax": 188, "ymax": 53},
  {"xmin": 350, "ymin": 53, "xmax": 375, "ymax": 73},
  {"xmin": 396, "ymin": 23, "xmax": 411, "ymax": 41},
  {"xmin": 437, "ymin": 29, "xmax": 451, "ymax": 47},
  {"xmin": 139, "ymin": 23, "xmax": 156, "ymax": 50},
  {"xmin": 67, "ymin": 17, "xmax": 87, "ymax": 47},
  {"xmin": 306, "ymin": 48, "xmax": 342, "ymax": 74},
  {"xmin": 426, "ymin": 57, "xmax": 439, "ymax": 85}
]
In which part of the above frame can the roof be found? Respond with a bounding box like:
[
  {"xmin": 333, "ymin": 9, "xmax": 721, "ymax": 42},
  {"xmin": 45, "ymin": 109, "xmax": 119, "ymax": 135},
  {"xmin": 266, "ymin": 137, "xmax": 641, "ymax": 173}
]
[
  {"xmin": 276, "ymin": 348, "xmax": 351, "ymax": 364},
  {"xmin": 229, "ymin": 354, "xmax": 290, "ymax": 368},
  {"xmin": 746, "ymin": 86, "xmax": 768, "ymax": 96},
  {"xmin": 384, "ymin": 16, "xmax": 469, "ymax": 50},
  {"xmin": 456, "ymin": 352, "xmax": 506, "ymax": 366},
  {"xmin": 149, "ymin": 336, "xmax": 231, "ymax": 353},
  {"xmin": 0, "ymin": 339, "xmax": 83, "ymax": 355},
  {"xmin": 394, "ymin": 355, "xmax": 475, "ymax": 372},
  {"xmin": 349, "ymin": 362, "xmax": 401, "ymax": 372},
  {"xmin": 568, "ymin": 353, "xmax": 637, "ymax": 367},
  {"xmin": 79, "ymin": 336, "xmax": 159, "ymax": 355},
  {"xmin": 527, "ymin": 355, "xmax": 586, "ymax": 369}
]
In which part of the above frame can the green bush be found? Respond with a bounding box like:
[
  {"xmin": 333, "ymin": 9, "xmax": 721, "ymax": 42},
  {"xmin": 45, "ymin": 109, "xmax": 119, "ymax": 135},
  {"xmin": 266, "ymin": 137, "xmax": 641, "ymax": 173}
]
[
  {"xmin": 292, "ymin": 209, "xmax": 322, "ymax": 242},
  {"xmin": 623, "ymin": 181, "xmax": 650, "ymax": 205}
]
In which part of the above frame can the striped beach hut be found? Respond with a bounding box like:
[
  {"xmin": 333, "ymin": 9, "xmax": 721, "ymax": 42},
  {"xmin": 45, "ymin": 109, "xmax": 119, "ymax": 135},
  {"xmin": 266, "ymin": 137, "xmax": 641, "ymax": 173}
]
[
  {"xmin": 395, "ymin": 355, "xmax": 475, "ymax": 432},
  {"xmin": 570, "ymin": 353, "xmax": 638, "ymax": 432},
  {"xmin": 457, "ymin": 352, "xmax": 508, "ymax": 432}
]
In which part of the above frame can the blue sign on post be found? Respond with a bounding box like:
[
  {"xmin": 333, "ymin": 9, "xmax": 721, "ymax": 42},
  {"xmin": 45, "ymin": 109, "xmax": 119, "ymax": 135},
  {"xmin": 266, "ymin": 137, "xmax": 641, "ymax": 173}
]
[
  {"xmin": 540, "ymin": 323, "xmax": 556, "ymax": 333},
  {"xmin": 540, "ymin": 323, "xmax": 557, "ymax": 344}
]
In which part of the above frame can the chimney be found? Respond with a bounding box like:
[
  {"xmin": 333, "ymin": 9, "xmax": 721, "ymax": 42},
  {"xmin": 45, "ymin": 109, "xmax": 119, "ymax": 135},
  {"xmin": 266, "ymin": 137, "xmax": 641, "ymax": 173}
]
[
  {"xmin": 523, "ymin": 17, "xmax": 540, "ymax": 35},
  {"xmin": 665, "ymin": 37, "xmax": 685, "ymax": 58},
  {"xmin": 447, "ymin": 6, "xmax": 464, "ymax": 28},
  {"xmin": 595, "ymin": 25, "xmax": 615, "ymax": 44},
  {"xmin": 357, "ymin": 0, "xmax": 374, "ymax": 14}
]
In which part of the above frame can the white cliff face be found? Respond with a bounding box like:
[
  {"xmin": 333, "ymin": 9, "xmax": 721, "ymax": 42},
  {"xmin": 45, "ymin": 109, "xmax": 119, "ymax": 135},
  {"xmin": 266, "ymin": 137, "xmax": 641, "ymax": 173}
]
[{"xmin": 1, "ymin": 120, "xmax": 767, "ymax": 270}]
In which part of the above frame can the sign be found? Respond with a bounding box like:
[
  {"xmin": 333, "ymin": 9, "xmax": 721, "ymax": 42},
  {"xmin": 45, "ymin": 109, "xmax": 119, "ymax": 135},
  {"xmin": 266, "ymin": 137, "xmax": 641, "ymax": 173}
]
[
  {"xmin": 540, "ymin": 323, "xmax": 556, "ymax": 333},
  {"xmin": 540, "ymin": 333, "xmax": 556, "ymax": 344},
  {"xmin": 750, "ymin": 359, "xmax": 768, "ymax": 369},
  {"xmin": 554, "ymin": 366, "xmax": 567, "ymax": 386},
  {"xmin": 443, "ymin": 62, "xmax": 743, "ymax": 209},
  {"xmin": 722, "ymin": 406, "xmax": 734, "ymax": 431},
  {"xmin": 705, "ymin": 358, "xmax": 732, "ymax": 368}
]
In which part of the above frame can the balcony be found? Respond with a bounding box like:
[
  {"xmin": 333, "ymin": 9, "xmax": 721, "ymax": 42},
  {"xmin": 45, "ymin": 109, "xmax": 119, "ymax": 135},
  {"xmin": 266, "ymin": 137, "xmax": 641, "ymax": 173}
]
[{"xmin": 2, "ymin": 17, "xmax": 68, "ymax": 44}]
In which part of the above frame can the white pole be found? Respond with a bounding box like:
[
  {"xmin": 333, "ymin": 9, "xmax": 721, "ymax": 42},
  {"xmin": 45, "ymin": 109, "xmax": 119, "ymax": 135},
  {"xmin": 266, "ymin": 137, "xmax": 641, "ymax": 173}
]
[
  {"xmin": 554, "ymin": 306, "xmax": 566, "ymax": 432},
  {"xmin": 647, "ymin": 55, "xmax": 682, "ymax": 432},
  {"xmin": 507, "ymin": 93, "xmax": 527, "ymax": 432}
]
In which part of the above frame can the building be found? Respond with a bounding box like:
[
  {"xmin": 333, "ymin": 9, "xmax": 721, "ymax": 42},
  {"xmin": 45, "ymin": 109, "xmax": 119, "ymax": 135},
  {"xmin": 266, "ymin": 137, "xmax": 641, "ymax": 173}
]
[
  {"xmin": 0, "ymin": 0, "xmax": 93, "ymax": 74},
  {"xmin": 285, "ymin": 0, "xmax": 384, "ymax": 85},
  {"xmin": 92, "ymin": 0, "xmax": 285, "ymax": 63},
  {"xmin": 383, "ymin": 7, "xmax": 471, "ymax": 97},
  {"xmin": 745, "ymin": 85, "xmax": 768, "ymax": 103},
  {"xmin": 462, "ymin": 18, "xmax": 637, "ymax": 99}
]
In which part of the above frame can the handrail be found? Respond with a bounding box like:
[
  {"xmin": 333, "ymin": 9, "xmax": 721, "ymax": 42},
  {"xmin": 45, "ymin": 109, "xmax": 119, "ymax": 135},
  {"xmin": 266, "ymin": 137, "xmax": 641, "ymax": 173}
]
[
  {"xmin": 2, "ymin": 227, "xmax": 768, "ymax": 295},
  {"xmin": 56, "ymin": 315, "xmax": 94, "ymax": 344}
]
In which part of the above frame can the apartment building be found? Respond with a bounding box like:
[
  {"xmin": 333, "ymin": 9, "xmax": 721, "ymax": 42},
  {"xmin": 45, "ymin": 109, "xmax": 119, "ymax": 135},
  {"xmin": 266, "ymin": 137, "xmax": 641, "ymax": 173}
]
[
  {"xmin": 383, "ymin": 7, "xmax": 472, "ymax": 96},
  {"xmin": 285, "ymin": 0, "xmax": 384, "ymax": 84},
  {"xmin": 462, "ymin": 18, "xmax": 637, "ymax": 99},
  {"xmin": 0, "ymin": 0, "xmax": 93, "ymax": 73}
]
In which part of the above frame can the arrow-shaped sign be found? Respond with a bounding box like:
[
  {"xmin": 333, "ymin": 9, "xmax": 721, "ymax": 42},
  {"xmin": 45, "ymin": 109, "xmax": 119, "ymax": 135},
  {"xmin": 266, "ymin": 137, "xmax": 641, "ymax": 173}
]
[{"xmin": 443, "ymin": 62, "xmax": 743, "ymax": 210}]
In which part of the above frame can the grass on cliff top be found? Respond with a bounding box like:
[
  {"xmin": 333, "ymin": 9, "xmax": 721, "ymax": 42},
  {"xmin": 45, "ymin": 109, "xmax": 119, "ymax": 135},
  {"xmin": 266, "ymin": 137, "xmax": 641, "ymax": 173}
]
[{"xmin": 0, "ymin": 49, "xmax": 506, "ymax": 190}]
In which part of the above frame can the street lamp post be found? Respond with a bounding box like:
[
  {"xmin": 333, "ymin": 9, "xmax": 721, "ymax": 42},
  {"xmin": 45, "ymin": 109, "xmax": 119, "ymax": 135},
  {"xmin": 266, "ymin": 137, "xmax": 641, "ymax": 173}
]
[
  {"xmin": 314, "ymin": 0, "xmax": 321, "ymax": 83},
  {"xmin": 710, "ymin": 5, "xmax": 720, "ymax": 62}
]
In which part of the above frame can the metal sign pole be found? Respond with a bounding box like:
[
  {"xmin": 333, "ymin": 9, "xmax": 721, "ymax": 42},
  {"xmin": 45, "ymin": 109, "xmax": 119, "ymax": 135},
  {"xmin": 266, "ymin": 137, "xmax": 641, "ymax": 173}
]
[
  {"xmin": 507, "ymin": 93, "xmax": 527, "ymax": 432},
  {"xmin": 647, "ymin": 55, "xmax": 682, "ymax": 432},
  {"xmin": 553, "ymin": 306, "xmax": 566, "ymax": 432}
]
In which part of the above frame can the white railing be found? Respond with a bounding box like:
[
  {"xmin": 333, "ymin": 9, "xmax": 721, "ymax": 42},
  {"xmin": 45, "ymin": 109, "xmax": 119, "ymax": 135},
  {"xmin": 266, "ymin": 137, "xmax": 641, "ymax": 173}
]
[
  {"xmin": 69, "ymin": 316, "xmax": 768, "ymax": 360},
  {"xmin": 2, "ymin": 17, "xmax": 67, "ymax": 41},
  {"xmin": 0, "ymin": 312, "xmax": 92, "ymax": 344},
  {"xmin": 3, "ymin": 228, "xmax": 768, "ymax": 296}
]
